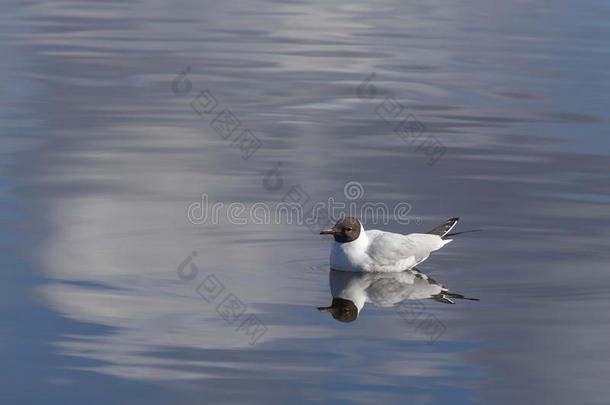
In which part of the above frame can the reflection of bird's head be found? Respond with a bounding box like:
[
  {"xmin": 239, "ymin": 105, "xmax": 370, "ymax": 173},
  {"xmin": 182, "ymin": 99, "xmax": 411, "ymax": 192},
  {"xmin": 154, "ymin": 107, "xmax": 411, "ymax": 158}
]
[{"xmin": 317, "ymin": 298, "xmax": 359, "ymax": 323}]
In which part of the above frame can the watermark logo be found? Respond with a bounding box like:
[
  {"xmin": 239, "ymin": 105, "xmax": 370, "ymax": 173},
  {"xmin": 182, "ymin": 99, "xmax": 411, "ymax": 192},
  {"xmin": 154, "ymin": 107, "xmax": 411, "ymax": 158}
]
[
  {"xmin": 355, "ymin": 72, "xmax": 377, "ymax": 100},
  {"xmin": 186, "ymin": 181, "xmax": 420, "ymax": 227},
  {"xmin": 357, "ymin": 73, "xmax": 447, "ymax": 166},
  {"xmin": 176, "ymin": 251, "xmax": 268, "ymax": 346},
  {"xmin": 172, "ymin": 67, "xmax": 262, "ymax": 160},
  {"xmin": 344, "ymin": 181, "xmax": 365, "ymax": 200},
  {"xmin": 395, "ymin": 298, "xmax": 446, "ymax": 344}
]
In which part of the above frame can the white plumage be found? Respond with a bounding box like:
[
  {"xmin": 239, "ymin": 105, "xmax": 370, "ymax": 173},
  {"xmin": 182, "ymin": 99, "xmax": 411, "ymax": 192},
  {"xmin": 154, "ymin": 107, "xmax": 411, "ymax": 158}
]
[{"xmin": 323, "ymin": 218, "xmax": 454, "ymax": 272}]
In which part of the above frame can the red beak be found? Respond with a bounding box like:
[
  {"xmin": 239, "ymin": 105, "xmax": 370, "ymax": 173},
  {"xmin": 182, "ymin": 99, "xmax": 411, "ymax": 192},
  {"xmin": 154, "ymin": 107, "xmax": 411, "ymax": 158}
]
[{"xmin": 319, "ymin": 229, "xmax": 335, "ymax": 235}]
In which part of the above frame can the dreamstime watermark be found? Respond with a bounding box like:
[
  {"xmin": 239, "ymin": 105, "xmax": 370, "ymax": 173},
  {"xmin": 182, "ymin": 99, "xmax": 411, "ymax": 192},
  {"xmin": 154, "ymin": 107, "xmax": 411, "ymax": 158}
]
[
  {"xmin": 172, "ymin": 66, "xmax": 331, "ymax": 234},
  {"xmin": 395, "ymin": 297, "xmax": 446, "ymax": 344},
  {"xmin": 176, "ymin": 251, "xmax": 268, "ymax": 345},
  {"xmin": 172, "ymin": 66, "xmax": 262, "ymax": 160},
  {"xmin": 187, "ymin": 181, "xmax": 419, "ymax": 227},
  {"xmin": 171, "ymin": 67, "xmax": 424, "ymax": 234},
  {"xmin": 357, "ymin": 73, "xmax": 447, "ymax": 166}
]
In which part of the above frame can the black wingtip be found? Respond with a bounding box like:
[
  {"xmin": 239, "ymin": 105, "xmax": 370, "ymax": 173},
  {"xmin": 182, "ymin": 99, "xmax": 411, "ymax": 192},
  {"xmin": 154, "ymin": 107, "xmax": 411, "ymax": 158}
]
[{"xmin": 426, "ymin": 217, "xmax": 460, "ymax": 237}]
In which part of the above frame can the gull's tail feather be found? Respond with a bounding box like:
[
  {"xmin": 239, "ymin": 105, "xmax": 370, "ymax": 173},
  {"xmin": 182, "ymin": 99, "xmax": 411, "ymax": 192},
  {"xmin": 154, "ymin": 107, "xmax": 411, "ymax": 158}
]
[{"xmin": 426, "ymin": 217, "xmax": 459, "ymax": 238}]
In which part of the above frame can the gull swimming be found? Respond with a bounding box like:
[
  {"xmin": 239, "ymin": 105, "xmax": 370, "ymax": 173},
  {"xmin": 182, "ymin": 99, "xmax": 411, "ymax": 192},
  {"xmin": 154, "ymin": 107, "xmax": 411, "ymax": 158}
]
[{"xmin": 320, "ymin": 216, "xmax": 460, "ymax": 272}]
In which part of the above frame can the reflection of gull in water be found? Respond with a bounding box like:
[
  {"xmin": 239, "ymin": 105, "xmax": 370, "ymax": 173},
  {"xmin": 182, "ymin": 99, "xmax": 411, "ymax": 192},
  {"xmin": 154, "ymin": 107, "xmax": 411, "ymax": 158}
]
[{"xmin": 317, "ymin": 268, "xmax": 478, "ymax": 323}]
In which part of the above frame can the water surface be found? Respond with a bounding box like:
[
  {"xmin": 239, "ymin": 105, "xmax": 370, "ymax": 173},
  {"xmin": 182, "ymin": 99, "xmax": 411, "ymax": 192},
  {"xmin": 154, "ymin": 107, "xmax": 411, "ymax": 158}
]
[{"xmin": 2, "ymin": 0, "xmax": 610, "ymax": 404}]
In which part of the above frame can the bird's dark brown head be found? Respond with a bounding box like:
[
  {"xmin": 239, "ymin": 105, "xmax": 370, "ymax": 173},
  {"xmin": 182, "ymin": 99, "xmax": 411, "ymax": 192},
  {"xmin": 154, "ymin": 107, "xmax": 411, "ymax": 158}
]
[
  {"xmin": 319, "ymin": 217, "xmax": 361, "ymax": 243},
  {"xmin": 317, "ymin": 298, "xmax": 358, "ymax": 323}
]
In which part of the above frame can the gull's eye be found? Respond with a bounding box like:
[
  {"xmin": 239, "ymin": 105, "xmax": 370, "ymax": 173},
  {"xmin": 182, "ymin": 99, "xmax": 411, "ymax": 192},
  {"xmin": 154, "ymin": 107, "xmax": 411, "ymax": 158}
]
[{"xmin": 345, "ymin": 227, "xmax": 352, "ymax": 232}]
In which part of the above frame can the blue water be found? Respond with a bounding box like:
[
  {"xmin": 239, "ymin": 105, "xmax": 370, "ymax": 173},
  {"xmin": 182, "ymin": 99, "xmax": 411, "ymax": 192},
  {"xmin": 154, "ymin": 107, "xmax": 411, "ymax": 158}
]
[{"xmin": 2, "ymin": 1, "xmax": 610, "ymax": 403}]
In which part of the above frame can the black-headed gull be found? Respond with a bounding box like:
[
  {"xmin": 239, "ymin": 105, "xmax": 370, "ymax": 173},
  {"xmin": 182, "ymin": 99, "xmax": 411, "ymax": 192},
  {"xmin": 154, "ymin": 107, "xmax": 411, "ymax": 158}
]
[
  {"xmin": 317, "ymin": 268, "xmax": 478, "ymax": 323},
  {"xmin": 320, "ymin": 216, "xmax": 460, "ymax": 272}
]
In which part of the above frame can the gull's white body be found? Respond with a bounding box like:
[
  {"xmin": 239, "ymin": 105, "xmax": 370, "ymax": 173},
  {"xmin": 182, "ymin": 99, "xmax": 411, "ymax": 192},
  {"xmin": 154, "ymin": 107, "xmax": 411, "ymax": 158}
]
[{"xmin": 330, "ymin": 225, "xmax": 451, "ymax": 272}]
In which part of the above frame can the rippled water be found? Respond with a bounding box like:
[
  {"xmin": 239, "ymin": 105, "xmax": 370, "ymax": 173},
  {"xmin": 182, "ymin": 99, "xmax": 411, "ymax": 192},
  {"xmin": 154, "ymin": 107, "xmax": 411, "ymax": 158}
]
[{"xmin": 2, "ymin": 1, "xmax": 610, "ymax": 403}]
